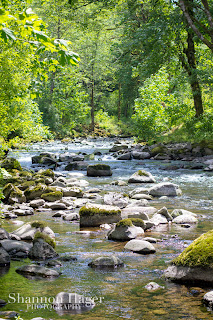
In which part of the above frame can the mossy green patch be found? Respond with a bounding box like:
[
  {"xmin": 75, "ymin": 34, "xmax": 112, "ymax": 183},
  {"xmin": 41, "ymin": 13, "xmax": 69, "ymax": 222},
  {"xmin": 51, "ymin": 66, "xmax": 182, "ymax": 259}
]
[
  {"xmin": 39, "ymin": 169, "xmax": 55, "ymax": 178},
  {"xmin": 20, "ymin": 181, "xmax": 36, "ymax": 190},
  {"xmin": 116, "ymin": 218, "xmax": 133, "ymax": 227},
  {"xmin": 31, "ymin": 220, "xmax": 47, "ymax": 229},
  {"xmin": 41, "ymin": 191, "xmax": 63, "ymax": 202},
  {"xmin": 79, "ymin": 206, "xmax": 121, "ymax": 216},
  {"xmin": 34, "ymin": 231, "xmax": 56, "ymax": 248},
  {"xmin": 2, "ymin": 183, "xmax": 14, "ymax": 199},
  {"xmin": 137, "ymin": 170, "xmax": 149, "ymax": 177},
  {"xmin": 1, "ymin": 158, "xmax": 22, "ymax": 171},
  {"xmin": 130, "ymin": 218, "xmax": 145, "ymax": 229},
  {"xmin": 173, "ymin": 230, "xmax": 213, "ymax": 268}
]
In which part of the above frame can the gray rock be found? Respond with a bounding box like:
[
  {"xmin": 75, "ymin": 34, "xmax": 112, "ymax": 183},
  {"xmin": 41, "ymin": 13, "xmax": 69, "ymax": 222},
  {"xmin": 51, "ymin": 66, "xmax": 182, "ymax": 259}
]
[
  {"xmin": 132, "ymin": 151, "xmax": 151, "ymax": 160},
  {"xmin": 109, "ymin": 144, "xmax": 128, "ymax": 152},
  {"xmin": 0, "ymin": 228, "xmax": 9, "ymax": 240},
  {"xmin": 0, "ymin": 311, "xmax": 18, "ymax": 319},
  {"xmin": 30, "ymin": 199, "xmax": 45, "ymax": 209},
  {"xmin": 149, "ymin": 182, "xmax": 182, "ymax": 197},
  {"xmin": 104, "ymin": 192, "xmax": 129, "ymax": 208},
  {"xmin": 117, "ymin": 152, "xmax": 132, "ymax": 160},
  {"xmin": 203, "ymin": 291, "xmax": 213, "ymax": 309},
  {"xmin": 172, "ymin": 215, "xmax": 198, "ymax": 224},
  {"xmin": 124, "ymin": 239, "xmax": 156, "ymax": 254},
  {"xmin": 13, "ymin": 208, "xmax": 34, "ymax": 216},
  {"xmin": 16, "ymin": 264, "xmax": 60, "ymax": 278},
  {"xmin": 0, "ymin": 247, "xmax": 10, "ymax": 266},
  {"xmin": 63, "ymin": 213, "xmax": 80, "ymax": 221},
  {"xmin": 144, "ymin": 221, "xmax": 155, "ymax": 231},
  {"xmin": 87, "ymin": 164, "xmax": 112, "ymax": 177},
  {"xmin": 45, "ymin": 202, "xmax": 67, "ymax": 210},
  {"xmin": 156, "ymin": 207, "xmax": 172, "ymax": 221},
  {"xmin": 171, "ymin": 209, "xmax": 197, "ymax": 219},
  {"xmin": 52, "ymin": 211, "xmax": 66, "ymax": 218},
  {"xmin": 122, "ymin": 206, "xmax": 157, "ymax": 220},
  {"xmin": 129, "ymin": 187, "xmax": 149, "ymax": 197},
  {"xmin": 88, "ymin": 255, "xmax": 124, "ymax": 268},
  {"xmin": 29, "ymin": 239, "xmax": 58, "ymax": 260},
  {"xmin": 145, "ymin": 282, "xmax": 164, "ymax": 291},
  {"xmin": 131, "ymin": 194, "xmax": 152, "ymax": 200},
  {"xmin": 12, "ymin": 223, "xmax": 55, "ymax": 241},
  {"xmin": 128, "ymin": 170, "xmax": 156, "ymax": 183},
  {"xmin": 51, "ymin": 180, "xmax": 67, "ymax": 188},
  {"xmin": 108, "ymin": 225, "xmax": 144, "ymax": 241},
  {"xmin": 164, "ymin": 265, "xmax": 213, "ymax": 284},
  {"xmin": 0, "ymin": 240, "xmax": 32, "ymax": 258}
]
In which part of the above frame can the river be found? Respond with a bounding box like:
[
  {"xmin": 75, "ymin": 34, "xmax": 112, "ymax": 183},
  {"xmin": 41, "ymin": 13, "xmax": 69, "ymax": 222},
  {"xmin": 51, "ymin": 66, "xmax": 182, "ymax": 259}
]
[{"xmin": 0, "ymin": 138, "xmax": 213, "ymax": 320}]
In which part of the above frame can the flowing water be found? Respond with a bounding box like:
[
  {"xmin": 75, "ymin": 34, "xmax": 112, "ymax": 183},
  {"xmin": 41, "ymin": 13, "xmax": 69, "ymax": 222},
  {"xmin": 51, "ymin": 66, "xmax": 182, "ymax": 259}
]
[{"xmin": 0, "ymin": 138, "xmax": 213, "ymax": 320}]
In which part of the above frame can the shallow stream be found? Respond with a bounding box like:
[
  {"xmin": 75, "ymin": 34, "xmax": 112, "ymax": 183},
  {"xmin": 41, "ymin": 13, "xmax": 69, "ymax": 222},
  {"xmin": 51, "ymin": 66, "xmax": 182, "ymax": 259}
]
[{"xmin": 0, "ymin": 138, "xmax": 213, "ymax": 320}]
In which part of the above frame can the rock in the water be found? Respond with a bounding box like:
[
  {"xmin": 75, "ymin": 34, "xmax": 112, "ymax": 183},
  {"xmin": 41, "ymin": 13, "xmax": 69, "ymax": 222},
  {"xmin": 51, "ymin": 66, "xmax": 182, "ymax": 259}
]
[
  {"xmin": 88, "ymin": 255, "xmax": 124, "ymax": 268},
  {"xmin": 0, "ymin": 240, "xmax": 32, "ymax": 258},
  {"xmin": 87, "ymin": 164, "xmax": 112, "ymax": 177},
  {"xmin": 149, "ymin": 182, "xmax": 182, "ymax": 197},
  {"xmin": 128, "ymin": 170, "xmax": 156, "ymax": 183},
  {"xmin": 104, "ymin": 192, "xmax": 129, "ymax": 208},
  {"xmin": 164, "ymin": 230, "xmax": 213, "ymax": 284},
  {"xmin": 62, "ymin": 187, "xmax": 83, "ymax": 198},
  {"xmin": 117, "ymin": 152, "xmax": 132, "ymax": 160},
  {"xmin": 0, "ymin": 247, "xmax": 10, "ymax": 266},
  {"xmin": 41, "ymin": 191, "xmax": 63, "ymax": 202},
  {"xmin": 29, "ymin": 199, "xmax": 45, "ymax": 209},
  {"xmin": 156, "ymin": 207, "xmax": 172, "ymax": 221},
  {"xmin": 173, "ymin": 215, "xmax": 198, "ymax": 224},
  {"xmin": 124, "ymin": 239, "xmax": 156, "ymax": 254},
  {"xmin": 122, "ymin": 206, "xmax": 157, "ymax": 220},
  {"xmin": 29, "ymin": 239, "xmax": 58, "ymax": 260},
  {"xmin": 145, "ymin": 282, "xmax": 164, "ymax": 291},
  {"xmin": 16, "ymin": 264, "xmax": 60, "ymax": 278},
  {"xmin": 108, "ymin": 219, "xmax": 144, "ymax": 241},
  {"xmin": 143, "ymin": 237, "xmax": 157, "ymax": 243},
  {"xmin": 132, "ymin": 151, "xmax": 151, "ymax": 160},
  {"xmin": 12, "ymin": 222, "xmax": 55, "ymax": 241},
  {"xmin": 45, "ymin": 202, "xmax": 67, "ymax": 210},
  {"xmin": 0, "ymin": 228, "xmax": 9, "ymax": 240},
  {"xmin": 203, "ymin": 291, "xmax": 213, "ymax": 309},
  {"xmin": 79, "ymin": 203, "xmax": 121, "ymax": 227},
  {"xmin": 63, "ymin": 213, "xmax": 80, "ymax": 221},
  {"xmin": 171, "ymin": 208, "xmax": 197, "ymax": 219}
]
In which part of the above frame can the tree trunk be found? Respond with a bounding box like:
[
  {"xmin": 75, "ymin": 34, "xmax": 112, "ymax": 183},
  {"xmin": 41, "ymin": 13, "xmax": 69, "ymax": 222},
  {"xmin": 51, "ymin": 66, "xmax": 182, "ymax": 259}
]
[
  {"xmin": 118, "ymin": 83, "xmax": 121, "ymax": 121},
  {"xmin": 184, "ymin": 29, "xmax": 203, "ymax": 117},
  {"xmin": 91, "ymin": 64, "xmax": 95, "ymax": 131}
]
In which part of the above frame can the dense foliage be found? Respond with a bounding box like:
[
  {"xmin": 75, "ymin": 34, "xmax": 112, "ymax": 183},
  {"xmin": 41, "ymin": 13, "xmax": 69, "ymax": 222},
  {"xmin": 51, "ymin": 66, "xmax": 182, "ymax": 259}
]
[{"xmin": 0, "ymin": 0, "xmax": 213, "ymax": 143}]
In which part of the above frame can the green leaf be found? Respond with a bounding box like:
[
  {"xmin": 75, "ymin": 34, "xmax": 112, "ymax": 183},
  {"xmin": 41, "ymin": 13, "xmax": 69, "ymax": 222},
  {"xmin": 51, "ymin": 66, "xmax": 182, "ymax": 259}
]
[{"xmin": 1, "ymin": 27, "xmax": 16, "ymax": 41}]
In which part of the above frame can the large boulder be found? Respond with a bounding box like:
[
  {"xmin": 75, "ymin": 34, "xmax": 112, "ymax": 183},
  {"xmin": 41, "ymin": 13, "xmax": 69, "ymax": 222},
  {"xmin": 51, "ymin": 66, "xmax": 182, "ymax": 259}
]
[
  {"xmin": 164, "ymin": 230, "xmax": 213, "ymax": 284},
  {"xmin": 117, "ymin": 152, "xmax": 132, "ymax": 160},
  {"xmin": 79, "ymin": 203, "xmax": 121, "ymax": 227},
  {"xmin": 124, "ymin": 239, "xmax": 156, "ymax": 254},
  {"xmin": 0, "ymin": 247, "xmax": 10, "ymax": 266},
  {"xmin": 62, "ymin": 187, "xmax": 83, "ymax": 198},
  {"xmin": 1, "ymin": 158, "xmax": 22, "ymax": 171},
  {"xmin": 88, "ymin": 255, "xmax": 124, "ymax": 268},
  {"xmin": 11, "ymin": 222, "xmax": 55, "ymax": 241},
  {"xmin": 16, "ymin": 264, "xmax": 60, "ymax": 278},
  {"xmin": 24, "ymin": 184, "xmax": 47, "ymax": 201},
  {"xmin": 149, "ymin": 182, "xmax": 182, "ymax": 197},
  {"xmin": 109, "ymin": 144, "xmax": 128, "ymax": 152},
  {"xmin": 3, "ymin": 184, "xmax": 26, "ymax": 204},
  {"xmin": 0, "ymin": 240, "xmax": 32, "ymax": 258},
  {"xmin": 29, "ymin": 238, "xmax": 58, "ymax": 260},
  {"xmin": 104, "ymin": 192, "xmax": 129, "ymax": 208},
  {"xmin": 87, "ymin": 164, "xmax": 112, "ymax": 177},
  {"xmin": 108, "ymin": 219, "xmax": 144, "ymax": 241},
  {"xmin": 128, "ymin": 170, "xmax": 155, "ymax": 183},
  {"xmin": 132, "ymin": 151, "xmax": 151, "ymax": 160},
  {"xmin": 41, "ymin": 191, "xmax": 63, "ymax": 202}
]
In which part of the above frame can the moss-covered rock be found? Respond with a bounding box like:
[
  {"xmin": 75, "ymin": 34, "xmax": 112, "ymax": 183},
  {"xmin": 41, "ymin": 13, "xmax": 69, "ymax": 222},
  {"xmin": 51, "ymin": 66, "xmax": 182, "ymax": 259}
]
[
  {"xmin": 173, "ymin": 230, "xmax": 213, "ymax": 268},
  {"xmin": 1, "ymin": 158, "xmax": 22, "ymax": 171},
  {"xmin": 31, "ymin": 221, "xmax": 47, "ymax": 229},
  {"xmin": 150, "ymin": 144, "xmax": 167, "ymax": 156},
  {"xmin": 34, "ymin": 231, "xmax": 56, "ymax": 248},
  {"xmin": 87, "ymin": 164, "xmax": 112, "ymax": 177},
  {"xmin": 9, "ymin": 186, "xmax": 26, "ymax": 204},
  {"xmin": 2, "ymin": 183, "xmax": 14, "ymax": 200},
  {"xmin": 24, "ymin": 184, "xmax": 47, "ymax": 201},
  {"xmin": 164, "ymin": 230, "xmax": 213, "ymax": 285},
  {"xmin": 19, "ymin": 180, "xmax": 36, "ymax": 191},
  {"xmin": 116, "ymin": 219, "xmax": 133, "ymax": 228},
  {"xmin": 38, "ymin": 169, "xmax": 55, "ymax": 179},
  {"xmin": 128, "ymin": 170, "xmax": 156, "ymax": 183},
  {"xmin": 79, "ymin": 203, "xmax": 121, "ymax": 227},
  {"xmin": 130, "ymin": 218, "xmax": 145, "ymax": 229},
  {"xmin": 41, "ymin": 191, "xmax": 63, "ymax": 202}
]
